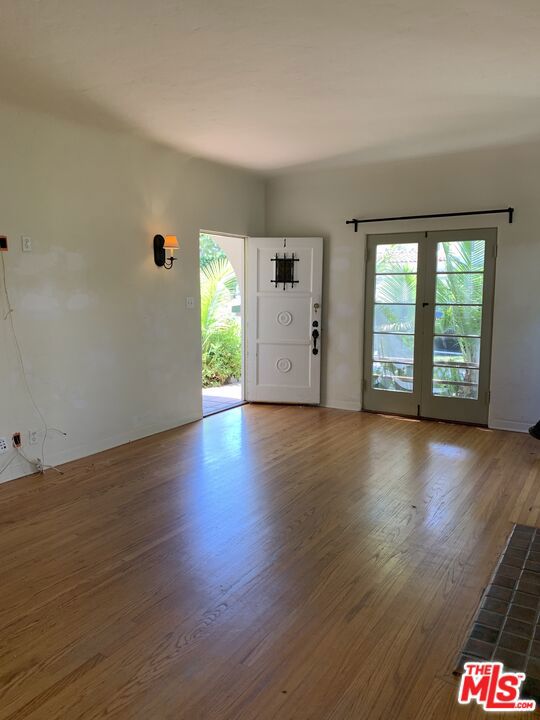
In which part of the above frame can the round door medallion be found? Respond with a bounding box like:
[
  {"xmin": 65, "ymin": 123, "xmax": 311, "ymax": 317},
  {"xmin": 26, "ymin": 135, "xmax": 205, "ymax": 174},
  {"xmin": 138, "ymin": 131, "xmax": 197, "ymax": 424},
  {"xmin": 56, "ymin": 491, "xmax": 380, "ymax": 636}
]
[
  {"xmin": 277, "ymin": 311, "xmax": 293, "ymax": 326},
  {"xmin": 276, "ymin": 358, "xmax": 292, "ymax": 373}
]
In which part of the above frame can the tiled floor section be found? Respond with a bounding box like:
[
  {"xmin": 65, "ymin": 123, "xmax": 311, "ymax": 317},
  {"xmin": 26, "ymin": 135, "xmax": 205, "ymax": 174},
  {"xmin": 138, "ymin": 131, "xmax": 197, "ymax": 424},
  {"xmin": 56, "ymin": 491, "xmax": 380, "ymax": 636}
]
[
  {"xmin": 202, "ymin": 383, "xmax": 243, "ymax": 416},
  {"xmin": 456, "ymin": 524, "xmax": 540, "ymax": 699},
  {"xmin": 203, "ymin": 395, "xmax": 244, "ymax": 415}
]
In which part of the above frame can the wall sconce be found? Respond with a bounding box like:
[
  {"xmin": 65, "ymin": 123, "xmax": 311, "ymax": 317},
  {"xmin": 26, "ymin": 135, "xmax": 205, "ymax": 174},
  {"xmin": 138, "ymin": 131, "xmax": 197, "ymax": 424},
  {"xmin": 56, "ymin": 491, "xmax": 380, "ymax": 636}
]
[{"xmin": 154, "ymin": 234, "xmax": 179, "ymax": 269}]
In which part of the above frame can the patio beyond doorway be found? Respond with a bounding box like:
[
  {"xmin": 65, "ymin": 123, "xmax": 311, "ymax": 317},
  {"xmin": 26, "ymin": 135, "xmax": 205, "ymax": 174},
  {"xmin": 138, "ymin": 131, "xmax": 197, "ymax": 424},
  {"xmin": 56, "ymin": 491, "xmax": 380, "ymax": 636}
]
[
  {"xmin": 202, "ymin": 383, "xmax": 243, "ymax": 416},
  {"xmin": 200, "ymin": 231, "xmax": 245, "ymax": 417}
]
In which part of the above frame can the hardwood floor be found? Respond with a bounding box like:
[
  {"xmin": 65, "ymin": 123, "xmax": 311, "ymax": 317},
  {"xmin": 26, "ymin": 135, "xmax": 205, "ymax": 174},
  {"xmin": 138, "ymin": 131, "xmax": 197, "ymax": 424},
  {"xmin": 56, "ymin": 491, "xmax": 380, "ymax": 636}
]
[{"xmin": 1, "ymin": 405, "xmax": 540, "ymax": 719}]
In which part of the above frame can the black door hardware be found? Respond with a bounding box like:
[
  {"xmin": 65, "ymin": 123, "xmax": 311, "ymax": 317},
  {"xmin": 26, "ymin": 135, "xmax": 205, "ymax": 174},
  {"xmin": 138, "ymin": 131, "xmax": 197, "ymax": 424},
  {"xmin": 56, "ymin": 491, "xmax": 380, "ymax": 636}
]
[
  {"xmin": 312, "ymin": 328, "xmax": 319, "ymax": 355},
  {"xmin": 271, "ymin": 253, "xmax": 299, "ymax": 289}
]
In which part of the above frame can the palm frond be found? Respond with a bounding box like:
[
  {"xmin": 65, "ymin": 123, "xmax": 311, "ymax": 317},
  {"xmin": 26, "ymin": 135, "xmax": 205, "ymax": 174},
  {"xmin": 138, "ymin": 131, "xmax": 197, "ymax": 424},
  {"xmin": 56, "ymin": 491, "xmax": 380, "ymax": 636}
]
[{"xmin": 200, "ymin": 258, "xmax": 237, "ymax": 352}]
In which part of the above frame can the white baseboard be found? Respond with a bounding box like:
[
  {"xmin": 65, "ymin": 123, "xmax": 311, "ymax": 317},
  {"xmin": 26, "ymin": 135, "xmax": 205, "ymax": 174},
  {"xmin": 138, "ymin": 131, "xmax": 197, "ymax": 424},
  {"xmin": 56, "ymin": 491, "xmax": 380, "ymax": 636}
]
[
  {"xmin": 0, "ymin": 414, "xmax": 201, "ymax": 486},
  {"xmin": 318, "ymin": 407, "xmax": 533, "ymax": 433},
  {"xmin": 0, "ymin": 458, "xmax": 35, "ymax": 485},
  {"xmin": 488, "ymin": 419, "xmax": 532, "ymax": 434},
  {"xmin": 321, "ymin": 400, "xmax": 362, "ymax": 412}
]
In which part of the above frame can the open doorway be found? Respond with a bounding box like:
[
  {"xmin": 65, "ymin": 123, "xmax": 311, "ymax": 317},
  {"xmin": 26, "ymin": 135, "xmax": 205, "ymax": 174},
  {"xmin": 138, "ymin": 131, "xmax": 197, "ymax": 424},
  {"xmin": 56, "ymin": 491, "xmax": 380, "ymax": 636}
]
[{"xmin": 200, "ymin": 231, "xmax": 245, "ymax": 416}]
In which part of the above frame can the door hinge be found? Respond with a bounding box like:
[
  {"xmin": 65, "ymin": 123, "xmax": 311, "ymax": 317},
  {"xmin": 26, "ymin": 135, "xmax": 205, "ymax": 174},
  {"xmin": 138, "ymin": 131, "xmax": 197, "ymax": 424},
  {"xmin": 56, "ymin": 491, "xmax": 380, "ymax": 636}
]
[
  {"xmin": 493, "ymin": 244, "xmax": 498, "ymax": 259},
  {"xmin": 486, "ymin": 389, "xmax": 491, "ymax": 404},
  {"xmin": 363, "ymin": 378, "xmax": 367, "ymax": 391},
  {"xmin": 365, "ymin": 245, "xmax": 370, "ymax": 263}
]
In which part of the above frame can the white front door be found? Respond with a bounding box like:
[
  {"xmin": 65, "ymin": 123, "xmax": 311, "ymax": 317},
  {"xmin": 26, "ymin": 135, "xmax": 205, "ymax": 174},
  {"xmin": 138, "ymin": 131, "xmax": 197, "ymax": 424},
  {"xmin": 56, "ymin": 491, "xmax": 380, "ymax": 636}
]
[{"xmin": 246, "ymin": 237, "xmax": 323, "ymax": 404}]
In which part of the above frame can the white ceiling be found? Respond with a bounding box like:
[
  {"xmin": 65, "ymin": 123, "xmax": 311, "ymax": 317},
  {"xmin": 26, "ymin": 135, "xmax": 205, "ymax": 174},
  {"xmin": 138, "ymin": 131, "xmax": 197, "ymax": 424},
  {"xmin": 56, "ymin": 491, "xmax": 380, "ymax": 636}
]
[{"xmin": 2, "ymin": 0, "xmax": 540, "ymax": 172}]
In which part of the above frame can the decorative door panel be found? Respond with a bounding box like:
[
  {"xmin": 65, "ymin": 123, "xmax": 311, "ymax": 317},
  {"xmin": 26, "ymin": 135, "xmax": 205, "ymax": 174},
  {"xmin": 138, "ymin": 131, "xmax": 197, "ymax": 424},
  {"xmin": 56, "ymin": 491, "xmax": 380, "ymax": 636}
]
[
  {"xmin": 256, "ymin": 343, "xmax": 312, "ymax": 388},
  {"xmin": 256, "ymin": 247, "xmax": 315, "ymax": 293},
  {"xmin": 257, "ymin": 295, "xmax": 312, "ymax": 343}
]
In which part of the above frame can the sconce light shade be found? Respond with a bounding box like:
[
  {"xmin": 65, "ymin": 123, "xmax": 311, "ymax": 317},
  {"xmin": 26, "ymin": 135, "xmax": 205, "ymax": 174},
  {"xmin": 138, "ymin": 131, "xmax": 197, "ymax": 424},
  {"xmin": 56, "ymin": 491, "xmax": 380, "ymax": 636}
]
[
  {"xmin": 164, "ymin": 235, "xmax": 179, "ymax": 251},
  {"xmin": 154, "ymin": 234, "xmax": 179, "ymax": 269}
]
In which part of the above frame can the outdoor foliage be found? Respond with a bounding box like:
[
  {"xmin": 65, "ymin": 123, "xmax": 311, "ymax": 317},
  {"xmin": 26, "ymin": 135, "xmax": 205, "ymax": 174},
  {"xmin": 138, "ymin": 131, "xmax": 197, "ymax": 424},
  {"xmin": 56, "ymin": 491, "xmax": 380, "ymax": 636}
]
[
  {"xmin": 200, "ymin": 233, "xmax": 227, "ymax": 268},
  {"xmin": 373, "ymin": 240, "xmax": 484, "ymax": 399},
  {"xmin": 200, "ymin": 256, "xmax": 241, "ymax": 387}
]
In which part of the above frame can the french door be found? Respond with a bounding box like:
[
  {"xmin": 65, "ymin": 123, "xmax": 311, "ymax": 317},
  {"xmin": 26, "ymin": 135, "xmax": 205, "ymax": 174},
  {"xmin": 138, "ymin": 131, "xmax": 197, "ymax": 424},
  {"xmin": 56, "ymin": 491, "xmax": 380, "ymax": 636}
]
[{"xmin": 363, "ymin": 228, "xmax": 496, "ymax": 424}]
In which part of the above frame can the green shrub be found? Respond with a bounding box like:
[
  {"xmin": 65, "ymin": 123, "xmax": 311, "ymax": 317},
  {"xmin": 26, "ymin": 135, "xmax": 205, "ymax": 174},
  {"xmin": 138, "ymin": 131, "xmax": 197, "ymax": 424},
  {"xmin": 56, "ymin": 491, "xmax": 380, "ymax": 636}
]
[
  {"xmin": 202, "ymin": 320, "xmax": 241, "ymax": 387},
  {"xmin": 200, "ymin": 256, "xmax": 242, "ymax": 387}
]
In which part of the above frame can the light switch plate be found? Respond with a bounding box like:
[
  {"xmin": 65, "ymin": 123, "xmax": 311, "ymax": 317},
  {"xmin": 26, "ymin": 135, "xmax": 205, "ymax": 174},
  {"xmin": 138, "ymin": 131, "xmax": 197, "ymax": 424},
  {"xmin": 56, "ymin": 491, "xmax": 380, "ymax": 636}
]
[{"xmin": 186, "ymin": 296, "xmax": 195, "ymax": 309}]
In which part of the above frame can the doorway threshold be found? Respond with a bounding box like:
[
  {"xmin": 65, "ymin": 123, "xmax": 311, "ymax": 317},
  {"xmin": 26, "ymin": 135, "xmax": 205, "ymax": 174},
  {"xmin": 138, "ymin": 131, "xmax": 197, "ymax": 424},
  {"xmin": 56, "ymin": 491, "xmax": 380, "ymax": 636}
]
[
  {"xmin": 203, "ymin": 400, "xmax": 246, "ymax": 417},
  {"xmin": 203, "ymin": 384, "xmax": 244, "ymax": 417}
]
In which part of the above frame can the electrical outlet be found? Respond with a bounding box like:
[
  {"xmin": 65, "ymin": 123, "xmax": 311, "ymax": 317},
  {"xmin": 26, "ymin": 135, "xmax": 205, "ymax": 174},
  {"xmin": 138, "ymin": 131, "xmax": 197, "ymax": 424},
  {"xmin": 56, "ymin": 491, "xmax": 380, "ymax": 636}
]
[
  {"xmin": 186, "ymin": 296, "xmax": 195, "ymax": 309},
  {"xmin": 12, "ymin": 432, "xmax": 21, "ymax": 448},
  {"xmin": 0, "ymin": 437, "xmax": 8, "ymax": 454},
  {"xmin": 29, "ymin": 430, "xmax": 40, "ymax": 445},
  {"xmin": 21, "ymin": 236, "xmax": 32, "ymax": 252}
]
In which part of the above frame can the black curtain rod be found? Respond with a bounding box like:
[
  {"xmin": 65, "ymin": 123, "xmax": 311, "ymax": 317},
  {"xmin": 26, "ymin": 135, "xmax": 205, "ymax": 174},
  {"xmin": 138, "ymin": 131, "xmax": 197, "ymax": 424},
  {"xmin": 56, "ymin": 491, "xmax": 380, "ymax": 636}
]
[{"xmin": 346, "ymin": 207, "xmax": 514, "ymax": 232}]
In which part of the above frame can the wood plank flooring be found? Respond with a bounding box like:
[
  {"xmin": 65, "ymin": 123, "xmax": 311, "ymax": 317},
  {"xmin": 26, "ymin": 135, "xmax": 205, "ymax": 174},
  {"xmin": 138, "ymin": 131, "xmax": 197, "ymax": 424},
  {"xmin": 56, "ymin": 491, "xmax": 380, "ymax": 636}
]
[{"xmin": 1, "ymin": 405, "xmax": 540, "ymax": 719}]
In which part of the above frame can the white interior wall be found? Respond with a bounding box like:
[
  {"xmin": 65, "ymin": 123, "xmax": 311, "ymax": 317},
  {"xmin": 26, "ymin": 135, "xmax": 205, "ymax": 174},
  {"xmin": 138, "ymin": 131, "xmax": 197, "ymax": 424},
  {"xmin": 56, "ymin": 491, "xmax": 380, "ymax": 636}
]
[
  {"xmin": 266, "ymin": 141, "xmax": 540, "ymax": 430},
  {"xmin": 0, "ymin": 102, "xmax": 264, "ymax": 483}
]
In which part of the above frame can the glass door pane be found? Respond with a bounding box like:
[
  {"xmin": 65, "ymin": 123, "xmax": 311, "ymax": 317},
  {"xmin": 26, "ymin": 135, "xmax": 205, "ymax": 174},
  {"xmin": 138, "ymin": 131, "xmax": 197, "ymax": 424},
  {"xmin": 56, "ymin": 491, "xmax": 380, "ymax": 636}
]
[
  {"xmin": 432, "ymin": 240, "xmax": 485, "ymax": 399},
  {"xmin": 371, "ymin": 243, "xmax": 418, "ymax": 393}
]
